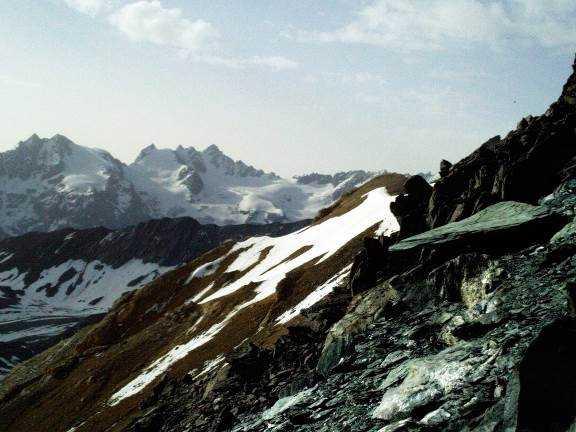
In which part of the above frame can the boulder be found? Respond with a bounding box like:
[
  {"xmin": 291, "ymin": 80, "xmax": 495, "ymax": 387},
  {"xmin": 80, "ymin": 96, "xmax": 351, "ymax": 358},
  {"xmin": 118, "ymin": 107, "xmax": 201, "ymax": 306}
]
[
  {"xmin": 317, "ymin": 282, "xmax": 398, "ymax": 375},
  {"xmin": 550, "ymin": 216, "xmax": 576, "ymax": 244},
  {"xmin": 372, "ymin": 343, "xmax": 497, "ymax": 422},
  {"xmin": 390, "ymin": 176, "xmax": 433, "ymax": 239},
  {"xmin": 439, "ymin": 159, "xmax": 452, "ymax": 178},
  {"xmin": 348, "ymin": 236, "xmax": 388, "ymax": 296}
]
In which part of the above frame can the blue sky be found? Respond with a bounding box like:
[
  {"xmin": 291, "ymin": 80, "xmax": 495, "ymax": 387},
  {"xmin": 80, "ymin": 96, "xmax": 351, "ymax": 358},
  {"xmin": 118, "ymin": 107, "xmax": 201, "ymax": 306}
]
[{"xmin": 0, "ymin": 0, "xmax": 574, "ymax": 176}]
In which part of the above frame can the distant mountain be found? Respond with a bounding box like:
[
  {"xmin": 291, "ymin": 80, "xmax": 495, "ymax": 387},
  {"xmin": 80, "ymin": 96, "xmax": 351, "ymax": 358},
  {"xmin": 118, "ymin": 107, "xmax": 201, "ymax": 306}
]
[
  {"xmin": 0, "ymin": 136, "xmax": 378, "ymax": 237},
  {"xmin": 294, "ymin": 171, "xmax": 377, "ymax": 200},
  {"xmin": 0, "ymin": 134, "xmax": 148, "ymax": 238},
  {"xmin": 0, "ymin": 217, "xmax": 308, "ymax": 378}
]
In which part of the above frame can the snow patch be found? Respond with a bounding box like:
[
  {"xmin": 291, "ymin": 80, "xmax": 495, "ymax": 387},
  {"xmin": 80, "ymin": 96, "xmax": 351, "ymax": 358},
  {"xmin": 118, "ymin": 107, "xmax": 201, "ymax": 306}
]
[
  {"xmin": 276, "ymin": 265, "xmax": 351, "ymax": 325},
  {"xmin": 109, "ymin": 317, "xmax": 229, "ymax": 406},
  {"xmin": 185, "ymin": 258, "xmax": 224, "ymax": 283},
  {"xmin": 187, "ymin": 282, "xmax": 215, "ymax": 305},
  {"xmin": 201, "ymin": 188, "xmax": 398, "ymax": 306}
]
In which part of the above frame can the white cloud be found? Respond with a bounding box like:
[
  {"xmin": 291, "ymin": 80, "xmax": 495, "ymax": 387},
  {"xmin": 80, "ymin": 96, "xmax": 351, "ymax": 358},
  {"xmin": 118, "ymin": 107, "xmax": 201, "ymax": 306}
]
[
  {"xmin": 109, "ymin": 0, "xmax": 218, "ymax": 52},
  {"xmin": 249, "ymin": 56, "xmax": 299, "ymax": 70},
  {"xmin": 109, "ymin": 1, "xmax": 297, "ymax": 70},
  {"xmin": 302, "ymin": 71, "xmax": 387, "ymax": 87},
  {"xmin": 63, "ymin": 0, "xmax": 109, "ymax": 16},
  {"xmin": 299, "ymin": 0, "xmax": 576, "ymax": 52},
  {"xmin": 190, "ymin": 54, "xmax": 298, "ymax": 71}
]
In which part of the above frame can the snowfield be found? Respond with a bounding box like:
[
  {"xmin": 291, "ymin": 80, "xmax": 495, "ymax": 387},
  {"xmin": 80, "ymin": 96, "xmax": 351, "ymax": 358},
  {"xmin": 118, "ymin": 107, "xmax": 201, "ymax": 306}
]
[
  {"xmin": 0, "ymin": 259, "xmax": 173, "ymax": 314},
  {"xmin": 0, "ymin": 258, "xmax": 174, "ymax": 380}
]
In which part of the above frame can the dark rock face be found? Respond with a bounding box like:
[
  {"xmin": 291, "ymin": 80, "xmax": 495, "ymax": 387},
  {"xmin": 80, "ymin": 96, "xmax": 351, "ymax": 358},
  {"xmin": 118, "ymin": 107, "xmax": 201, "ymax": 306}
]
[
  {"xmin": 390, "ymin": 175, "xmax": 433, "ymax": 239},
  {"xmin": 439, "ymin": 159, "xmax": 452, "ymax": 178},
  {"xmin": 517, "ymin": 319, "xmax": 576, "ymax": 432},
  {"xmin": 348, "ymin": 236, "xmax": 390, "ymax": 296}
]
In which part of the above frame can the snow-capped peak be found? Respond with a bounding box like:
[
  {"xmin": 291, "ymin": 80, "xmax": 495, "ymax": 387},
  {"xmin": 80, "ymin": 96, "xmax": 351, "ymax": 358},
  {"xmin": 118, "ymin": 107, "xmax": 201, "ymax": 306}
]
[{"xmin": 0, "ymin": 135, "xmax": 389, "ymax": 236}]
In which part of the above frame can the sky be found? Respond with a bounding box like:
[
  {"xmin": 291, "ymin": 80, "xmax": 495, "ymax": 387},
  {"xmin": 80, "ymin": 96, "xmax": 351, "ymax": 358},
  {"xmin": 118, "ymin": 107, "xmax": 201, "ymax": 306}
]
[{"xmin": 0, "ymin": 0, "xmax": 575, "ymax": 177}]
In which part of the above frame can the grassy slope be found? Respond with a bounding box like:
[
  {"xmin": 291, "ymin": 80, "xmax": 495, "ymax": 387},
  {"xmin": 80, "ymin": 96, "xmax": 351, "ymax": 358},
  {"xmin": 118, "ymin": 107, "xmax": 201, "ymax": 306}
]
[{"xmin": 0, "ymin": 173, "xmax": 406, "ymax": 432}]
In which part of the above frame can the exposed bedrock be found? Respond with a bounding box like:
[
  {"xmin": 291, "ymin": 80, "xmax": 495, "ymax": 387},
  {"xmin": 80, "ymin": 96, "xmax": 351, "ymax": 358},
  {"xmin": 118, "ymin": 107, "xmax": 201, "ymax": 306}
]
[{"xmin": 388, "ymin": 55, "xmax": 576, "ymax": 239}]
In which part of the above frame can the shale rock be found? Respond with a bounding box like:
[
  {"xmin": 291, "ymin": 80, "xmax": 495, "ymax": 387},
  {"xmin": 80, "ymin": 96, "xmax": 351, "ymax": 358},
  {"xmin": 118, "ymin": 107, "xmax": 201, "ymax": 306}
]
[
  {"xmin": 439, "ymin": 160, "xmax": 452, "ymax": 178},
  {"xmin": 390, "ymin": 201, "xmax": 567, "ymax": 254},
  {"xmin": 423, "ymin": 56, "xmax": 576, "ymax": 231},
  {"xmin": 390, "ymin": 175, "xmax": 432, "ymax": 239},
  {"xmin": 348, "ymin": 236, "xmax": 390, "ymax": 296},
  {"xmin": 317, "ymin": 283, "xmax": 398, "ymax": 375}
]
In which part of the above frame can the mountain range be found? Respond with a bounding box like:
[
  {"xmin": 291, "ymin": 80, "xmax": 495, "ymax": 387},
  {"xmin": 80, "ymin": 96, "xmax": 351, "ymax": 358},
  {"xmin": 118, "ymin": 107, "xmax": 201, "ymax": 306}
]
[{"xmin": 0, "ymin": 135, "xmax": 378, "ymax": 238}]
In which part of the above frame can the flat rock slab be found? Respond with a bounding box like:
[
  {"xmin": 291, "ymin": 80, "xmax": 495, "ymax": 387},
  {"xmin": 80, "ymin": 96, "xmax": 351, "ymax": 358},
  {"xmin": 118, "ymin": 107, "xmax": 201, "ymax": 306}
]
[{"xmin": 390, "ymin": 201, "xmax": 566, "ymax": 252}]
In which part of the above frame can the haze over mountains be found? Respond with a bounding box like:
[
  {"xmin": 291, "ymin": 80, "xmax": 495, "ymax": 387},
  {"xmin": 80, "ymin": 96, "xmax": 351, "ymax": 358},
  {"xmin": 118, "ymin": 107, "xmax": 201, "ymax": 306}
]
[{"xmin": 0, "ymin": 134, "xmax": 378, "ymax": 238}]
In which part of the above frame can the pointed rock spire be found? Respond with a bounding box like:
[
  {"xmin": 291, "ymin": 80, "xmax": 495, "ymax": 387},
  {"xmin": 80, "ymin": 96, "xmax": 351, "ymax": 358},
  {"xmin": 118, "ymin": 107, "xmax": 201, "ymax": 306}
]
[{"xmin": 204, "ymin": 144, "xmax": 222, "ymax": 154}]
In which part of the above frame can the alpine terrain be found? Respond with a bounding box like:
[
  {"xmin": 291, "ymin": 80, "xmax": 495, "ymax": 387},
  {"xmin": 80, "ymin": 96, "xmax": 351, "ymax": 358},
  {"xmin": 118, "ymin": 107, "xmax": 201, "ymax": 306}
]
[
  {"xmin": 0, "ymin": 136, "xmax": 378, "ymax": 238},
  {"xmin": 1, "ymin": 55, "xmax": 576, "ymax": 432},
  {"xmin": 0, "ymin": 217, "xmax": 309, "ymax": 378},
  {"xmin": 0, "ymin": 54, "xmax": 576, "ymax": 432}
]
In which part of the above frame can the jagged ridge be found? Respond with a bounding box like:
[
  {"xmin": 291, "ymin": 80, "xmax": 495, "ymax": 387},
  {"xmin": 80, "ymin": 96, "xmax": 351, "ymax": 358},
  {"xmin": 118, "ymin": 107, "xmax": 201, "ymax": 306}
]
[{"xmin": 0, "ymin": 137, "xmax": 380, "ymax": 237}]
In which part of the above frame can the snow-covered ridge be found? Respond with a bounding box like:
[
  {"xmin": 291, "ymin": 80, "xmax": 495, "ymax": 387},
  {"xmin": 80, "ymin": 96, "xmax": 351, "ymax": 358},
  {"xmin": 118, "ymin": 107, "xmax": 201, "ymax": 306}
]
[
  {"xmin": 108, "ymin": 186, "xmax": 399, "ymax": 405},
  {"xmin": 0, "ymin": 135, "xmax": 381, "ymax": 237},
  {"xmin": 0, "ymin": 216, "xmax": 307, "ymax": 379}
]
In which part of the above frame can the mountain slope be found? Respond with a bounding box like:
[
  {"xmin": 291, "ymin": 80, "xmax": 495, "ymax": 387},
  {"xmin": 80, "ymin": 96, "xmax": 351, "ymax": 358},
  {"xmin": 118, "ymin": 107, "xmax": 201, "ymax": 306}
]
[
  {"xmin": 0, "ymin": 137, "xmax": 381, "ymax": 237},
  {"xmin": 0, "ymin": 173, "xmax": 406, "ymax": 432},
  {"xmin": 0, "ymin": 217, "xmax": 308, "ymax": 378}
]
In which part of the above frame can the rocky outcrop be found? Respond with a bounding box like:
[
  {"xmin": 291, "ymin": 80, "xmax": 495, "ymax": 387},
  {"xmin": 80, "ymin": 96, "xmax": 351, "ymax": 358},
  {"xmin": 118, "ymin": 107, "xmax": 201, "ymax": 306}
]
[
  {"xmin": 390, "ymin": 175, "xmax": 433, "ymax": 239},
  {"xmin": 390, "ymin": 201, "xmax": 568, "ymax": 254},
  {"xmin": 348, "ymin": 236, "xmax": 391, "ymax": 296},
  {"xmin": 439, "ymin": 159, "xmax": 452, "ymax": 178},
  {"xmin": 390, "ymin": 55, "xmax": 576, "ymax": 238},
  {"xmin": 317, "ymin": 282, "xmax": 398, "ymax": 375}
]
